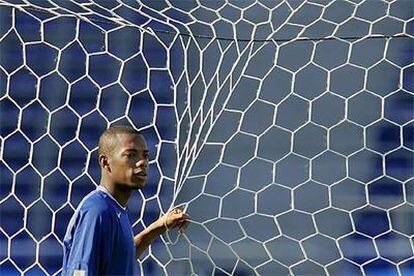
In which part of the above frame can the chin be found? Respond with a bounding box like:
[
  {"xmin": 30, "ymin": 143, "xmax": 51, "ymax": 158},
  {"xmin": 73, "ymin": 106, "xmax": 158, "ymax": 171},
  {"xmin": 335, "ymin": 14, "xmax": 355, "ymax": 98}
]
[
  {"xmin": 131, "ymin": 180, "xmax": 146, "ymax": 190},
  {"xmin": 130, "ymin": 175, "xmax": 147, "ymax": 189},
  {"xmin": 132, "ymin": 183, "xmax": 145, "ymax": 190}
]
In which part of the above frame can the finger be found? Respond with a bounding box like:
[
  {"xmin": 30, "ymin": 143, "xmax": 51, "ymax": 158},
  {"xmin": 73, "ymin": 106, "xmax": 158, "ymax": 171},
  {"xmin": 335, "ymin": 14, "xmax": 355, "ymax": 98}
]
[
  {"xmin": 177, "ymin": 220, "xmax": 185, "ymax": 229},
  {"xmin": 169, "ymin": 220, "xmax": 180, "ymax": 229},
  {"xmin": 166, "ymin": 212, "xmax": 179, "ymax": 222},
  {"xmin": 172, "ymin": 208, "xmax": 183, "ymax": 214},
  {"xmin": 174, "ymin": 212, "xmax": 189, "ymax": 217},
  {"xmin": 169, "ymin": 214, "xmax": 180, "ymax": 223},
  {"xmin": 168, "ymin": 212, "xmax": 190, "ymax": 228},
  {"xmin": 173, "ymin": 212, "xmax": 188, "ymax": 220},
  {"xmin": 177, "ymin": 221, "xmax": 188, "ymax": 233},
  {"xmin": 178, "ymin": 217, "xmax": 190, "ymax": 228},
  {"xmin": 170, "ymin": 209, "xmax": 183, "ymax": 219},
  {"xmin": 180, "ymin": 221, "xmax": 190, "ymax": 232},
  {"xmin": 173, "ymin": 216, "xmax": 189, "ymax": 229},
  {"xmin": 166, "ymin": 215, "xmax": 179, "ymax": 228},
  {"xmin": 176, "ymin": 217, "xmax": 188, "ymax": 227}
]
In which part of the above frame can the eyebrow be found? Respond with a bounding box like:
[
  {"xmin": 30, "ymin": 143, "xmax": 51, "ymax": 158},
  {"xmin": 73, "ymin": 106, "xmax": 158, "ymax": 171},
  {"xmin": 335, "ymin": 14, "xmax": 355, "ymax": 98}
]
[{"xmin": 122, "ymin": 149, "xmax": 149, "ymax": 154}]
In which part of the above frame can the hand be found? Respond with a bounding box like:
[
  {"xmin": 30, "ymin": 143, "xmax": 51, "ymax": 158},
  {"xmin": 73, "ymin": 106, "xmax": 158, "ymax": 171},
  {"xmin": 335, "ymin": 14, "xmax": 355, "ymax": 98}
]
[{"xmin": 161, "ymin": 208, "xmax": 190, "ymax": 233}]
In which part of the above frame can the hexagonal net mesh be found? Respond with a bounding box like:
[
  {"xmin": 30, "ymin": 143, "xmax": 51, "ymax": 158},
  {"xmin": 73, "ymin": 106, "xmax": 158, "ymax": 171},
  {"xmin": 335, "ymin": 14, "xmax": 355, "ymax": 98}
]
[{"xmin": 0, "ymin": 0, "xmax": 413, "ymax": 275}]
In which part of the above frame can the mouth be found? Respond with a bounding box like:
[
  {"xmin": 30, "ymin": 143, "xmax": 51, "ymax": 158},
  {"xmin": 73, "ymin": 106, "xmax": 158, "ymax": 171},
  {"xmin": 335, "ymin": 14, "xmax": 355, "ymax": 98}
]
[{"xmin": 134, "ymin": 172, "xmax": 148, "ymax": 178}]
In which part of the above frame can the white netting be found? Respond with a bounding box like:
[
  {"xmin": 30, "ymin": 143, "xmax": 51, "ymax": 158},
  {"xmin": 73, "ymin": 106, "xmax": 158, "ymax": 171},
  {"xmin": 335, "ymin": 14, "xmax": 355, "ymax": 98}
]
[{"xmin": 0, "ymin": 0, "xmax": 413, "ymax": 275}]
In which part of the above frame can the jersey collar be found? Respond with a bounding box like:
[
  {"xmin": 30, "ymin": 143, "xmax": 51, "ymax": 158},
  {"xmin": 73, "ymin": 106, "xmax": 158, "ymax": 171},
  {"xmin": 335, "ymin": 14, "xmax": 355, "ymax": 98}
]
[{"xmin": 97, "ymin": 186, "xmax": 127, "ymax": 211}]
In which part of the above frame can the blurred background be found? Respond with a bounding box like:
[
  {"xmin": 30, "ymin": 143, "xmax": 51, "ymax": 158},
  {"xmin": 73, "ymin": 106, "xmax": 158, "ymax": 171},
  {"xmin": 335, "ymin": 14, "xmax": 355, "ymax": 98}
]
[{"xmin": 0, "ymin": 0, "xmax": 413, "ymax": 275}]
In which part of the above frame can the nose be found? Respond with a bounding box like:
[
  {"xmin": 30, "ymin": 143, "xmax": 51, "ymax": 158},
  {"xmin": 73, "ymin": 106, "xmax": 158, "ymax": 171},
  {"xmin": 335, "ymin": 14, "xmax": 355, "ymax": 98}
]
[{"xmin": 136, "ymin": 159, "xmax": 148, "ymax": 170}]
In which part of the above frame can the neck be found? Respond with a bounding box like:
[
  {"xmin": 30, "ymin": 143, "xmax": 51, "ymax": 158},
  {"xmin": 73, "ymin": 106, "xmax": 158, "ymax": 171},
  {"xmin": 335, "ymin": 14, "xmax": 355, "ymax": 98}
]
[{"xmin": 99, "ymin": 178, "xmax": 133, "ymax": 207}]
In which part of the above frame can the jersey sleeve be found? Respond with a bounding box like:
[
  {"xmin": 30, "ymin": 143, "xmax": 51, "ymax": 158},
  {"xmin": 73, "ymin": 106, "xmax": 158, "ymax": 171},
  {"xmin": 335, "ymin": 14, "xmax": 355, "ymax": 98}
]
[{"xmin": 64, "ymin": 207, "xmax": 114, "ymax": 275}]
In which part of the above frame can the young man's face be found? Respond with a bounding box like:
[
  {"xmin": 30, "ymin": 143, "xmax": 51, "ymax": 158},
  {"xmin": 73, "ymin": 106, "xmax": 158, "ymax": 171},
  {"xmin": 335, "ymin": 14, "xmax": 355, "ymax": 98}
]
[{"xmin": 108, "ymin": 133, "xmax": 149, "ymax": 190}]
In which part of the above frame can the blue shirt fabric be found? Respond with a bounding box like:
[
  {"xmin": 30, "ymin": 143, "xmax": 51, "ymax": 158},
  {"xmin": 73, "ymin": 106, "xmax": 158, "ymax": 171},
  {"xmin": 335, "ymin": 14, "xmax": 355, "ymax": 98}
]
[{"xmin": 62, "ymin": 188, "xmax": 137, "ymax": 275}]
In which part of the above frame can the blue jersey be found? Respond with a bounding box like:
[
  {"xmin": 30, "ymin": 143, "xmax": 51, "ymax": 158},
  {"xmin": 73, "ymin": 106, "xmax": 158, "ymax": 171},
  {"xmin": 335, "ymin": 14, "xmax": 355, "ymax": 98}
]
[{"xmin": 62, "ymin": 187, "xmax": 137, "ymax": 275}]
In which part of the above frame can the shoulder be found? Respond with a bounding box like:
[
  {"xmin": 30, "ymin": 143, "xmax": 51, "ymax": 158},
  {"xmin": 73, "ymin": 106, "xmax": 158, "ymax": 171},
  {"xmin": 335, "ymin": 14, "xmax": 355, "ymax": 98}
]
[{"xmin": 77, "ymin": 191, "xmax": 116, "ymax": 221}]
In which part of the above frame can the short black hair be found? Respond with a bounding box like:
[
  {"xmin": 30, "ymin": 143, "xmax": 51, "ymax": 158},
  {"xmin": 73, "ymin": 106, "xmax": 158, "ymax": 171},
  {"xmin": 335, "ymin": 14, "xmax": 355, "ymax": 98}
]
[{"xmin": 98, "ymin": 125, "xmax": 141, "ymax": 156}]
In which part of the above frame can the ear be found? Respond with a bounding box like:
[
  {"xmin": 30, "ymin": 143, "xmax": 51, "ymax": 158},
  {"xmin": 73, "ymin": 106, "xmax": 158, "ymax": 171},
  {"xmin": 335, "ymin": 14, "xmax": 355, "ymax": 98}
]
[{"xmin": 99, "ymin": 154, "xmax": 111, "ymax": 173}]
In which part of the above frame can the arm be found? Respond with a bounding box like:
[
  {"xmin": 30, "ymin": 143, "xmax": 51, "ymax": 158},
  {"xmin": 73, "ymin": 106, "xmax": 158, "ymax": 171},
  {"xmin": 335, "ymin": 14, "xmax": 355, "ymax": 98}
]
[
  {"xmin": 134, "ymin": 208, "xmax": 189, "ymax": 259},
  {"xmin": 63, "ymin": 208, "xmax": 111, "ymax": 275}
]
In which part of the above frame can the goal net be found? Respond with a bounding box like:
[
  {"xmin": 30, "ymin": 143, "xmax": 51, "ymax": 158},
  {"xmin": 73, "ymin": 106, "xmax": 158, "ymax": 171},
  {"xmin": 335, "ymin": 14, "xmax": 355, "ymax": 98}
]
[{"xmin": 0, "ymin": 0, "xmax": 413, "ymax": 275}]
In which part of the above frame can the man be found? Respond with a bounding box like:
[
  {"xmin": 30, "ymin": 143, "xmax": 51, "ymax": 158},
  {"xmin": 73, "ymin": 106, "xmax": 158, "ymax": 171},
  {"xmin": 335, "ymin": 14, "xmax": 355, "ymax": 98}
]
[{"xmin": 62, "ymin": 125, "xmax": 189, "ymax": 275}]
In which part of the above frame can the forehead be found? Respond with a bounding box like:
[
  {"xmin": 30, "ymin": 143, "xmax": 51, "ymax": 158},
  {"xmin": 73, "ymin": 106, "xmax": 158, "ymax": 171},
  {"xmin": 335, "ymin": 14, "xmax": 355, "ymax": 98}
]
[{"xmin": 115, "ymin": 133, "xmax": 147, "ymax": 151}]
